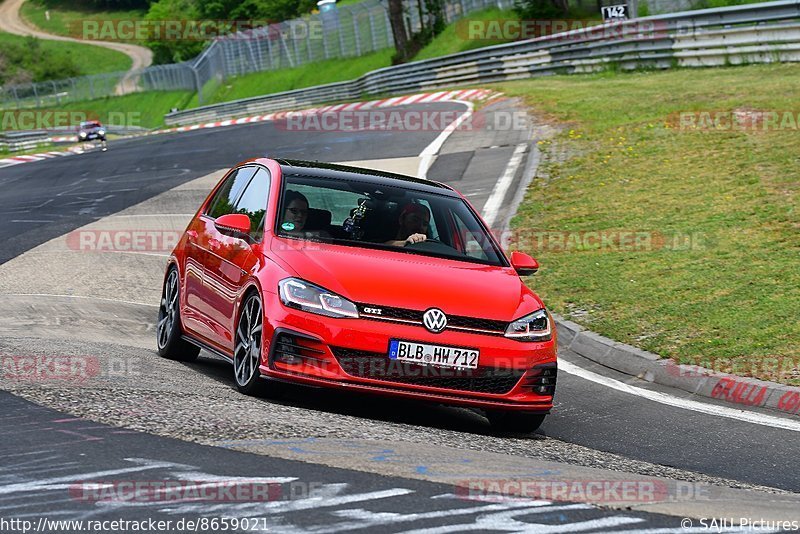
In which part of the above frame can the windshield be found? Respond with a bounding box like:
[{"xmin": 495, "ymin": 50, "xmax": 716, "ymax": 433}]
[{"xmin": 276, "ymin": 173, "xmax": 507, "ymax": 267}]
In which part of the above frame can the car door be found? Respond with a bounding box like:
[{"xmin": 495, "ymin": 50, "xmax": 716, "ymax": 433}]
[
  {"xmin": 183, "ymin": 166, "xmax": 257, "ymax": 345},
  {"xmin": 203, "ymin": 167, "xmax": 270, "ymax": 350}
]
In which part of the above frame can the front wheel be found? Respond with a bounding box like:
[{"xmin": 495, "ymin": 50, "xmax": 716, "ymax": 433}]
[
  {"xmin": 487, "ymin": 411, "xmax": 546, "ymax": 434},
  {"xmin": 233, "ymin": 293, "xmax": 267, "ymax": 395},
  {"xmin": 156, "ymin": 267, "xmax": 200, "ymax": 362}
]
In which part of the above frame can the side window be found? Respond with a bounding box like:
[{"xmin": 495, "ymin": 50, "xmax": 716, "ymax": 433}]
[
  {"xmin": 453, "ymin": 212, "xmax": 489, "ymax": 261},
  {"xmin": 234, "ymin": 168, "xmax": 271, "ymax": 241},
  {"xmin": 206, "ymin": 166, "xmax": 258, "ymax": 219}
]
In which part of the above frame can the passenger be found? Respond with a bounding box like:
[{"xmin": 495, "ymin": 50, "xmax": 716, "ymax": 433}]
[
  {"xmin": 281, "ymin": 190, "xmax": 308, "ymax": 234},
  {"xmin": 385, "ymin": 202, "xmax": 430, "ymax": 247}
]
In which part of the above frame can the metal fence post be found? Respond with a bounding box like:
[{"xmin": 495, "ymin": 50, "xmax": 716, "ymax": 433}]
[
  {"xmin": 306, "ymin": 21, "xmax": 314, "ymax": 62},
  {"xmin": 353, "ymin": 11, "xmax": 362, "ymax": 56},
  {"xmin": 338, "ymin": 24, "xmax": 346, "ymax": 57},
  {"xmin": 291, "ymin": 26, "xmax": 301, "ymax": 67},
  {"xmin": 367, "ymin": 8, "xmax": 378, "ymax": 52},
  {"xmin": 191, "ymin": 65, "xmax": 203, "ymax": 105},
  {"xmin": 266, "ymin": 30, "xmax": 275, "ymax": 70}
]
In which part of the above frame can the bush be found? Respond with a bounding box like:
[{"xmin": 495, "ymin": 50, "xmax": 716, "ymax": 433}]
[
  {"xmin": 513, "ymin": 0, "xmax": 568, "ymax": 19},
  {"xmin": 0, "ymin": 36, "xmax": 80, "ymax": 85}
]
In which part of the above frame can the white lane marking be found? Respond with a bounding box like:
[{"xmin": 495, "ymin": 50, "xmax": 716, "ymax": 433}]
[
  {"xmin": 481, "ymin": 143, "xmax": 527, "ymax": 229},
  {"xmin": 559, "ymin": 360, "xmax": 800, "ymax": 432},
  {"xmin": 163, "ymin": 487, "xmax": 414, "ymax": 515},
  {"xmin": 417, "ymin": 100, "xmax": 474, "ymax": 180},
  {"xmin": 73, "ymin": 250, "xmax": 170, "ymax": 258},
  {"xmin": 0, "ymin": 461, "xmax": 185, "ymax": 495},
  {"xmin": 1, "ymin": 293, "xmax": 157, "ymax": 308},
  {"xmin": 99, "ymin": 213, "xmax": 197, "ymax": 217},
  {"xmin": 318, "ymin": 502, "xmax": 590, "ymax": 533},
  {"xmin": 396, "ymin": 511, "xmax": 643, "ymax": 534}
]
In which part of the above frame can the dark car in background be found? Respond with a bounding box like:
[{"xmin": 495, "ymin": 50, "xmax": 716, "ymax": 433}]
[{"xmin": 76, "ymin": 120, "xmax": 107, "ymax": 151}]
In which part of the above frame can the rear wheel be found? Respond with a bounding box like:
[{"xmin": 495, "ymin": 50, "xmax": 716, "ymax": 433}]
[
  {"xmin": 156, "ymin": 267, "xmax": 200, "ymax": 362},
  {"xmin": 234, "ymin": 292, "xmax": 269, "ymax": 395},
  {"xmin": 487, "ymin": 411, "xmax": 546, "ymax": 434}
]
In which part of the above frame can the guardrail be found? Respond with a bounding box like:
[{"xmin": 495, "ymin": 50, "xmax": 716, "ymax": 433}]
[
  {"xmin": 0, "ymin": 130, "xmax": 51, "ymax": 153},
  {"xmin": 165, "ymin": 0, "xmax": 800, "ymax": 126},
  {"xmin": 0, "ymin": 125, "xmax": 150, "ymax": 152}
]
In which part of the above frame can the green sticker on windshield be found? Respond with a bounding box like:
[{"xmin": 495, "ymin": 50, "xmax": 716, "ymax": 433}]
[{"xmin": 281, "ymin": 222, "xmax": 295, "ymax": 231}]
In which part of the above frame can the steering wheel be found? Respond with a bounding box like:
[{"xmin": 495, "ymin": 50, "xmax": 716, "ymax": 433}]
[{"xmin": 404, "ymin": 238, "xmax": 460, "ymax": 255}]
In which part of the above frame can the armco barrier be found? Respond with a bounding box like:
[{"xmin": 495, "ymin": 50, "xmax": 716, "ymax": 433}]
[
  {"xmin": 165, "ymin": 0, "xmax": 800, "ymax": 126},
  {"xmin": 0, "ymin": 131, "xmax": 50, "ymax": 152}
]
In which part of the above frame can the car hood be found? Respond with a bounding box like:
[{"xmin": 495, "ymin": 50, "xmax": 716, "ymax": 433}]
[{"xmin": 269, "ymin": 238, "xmax": 543, "ymax": 321}]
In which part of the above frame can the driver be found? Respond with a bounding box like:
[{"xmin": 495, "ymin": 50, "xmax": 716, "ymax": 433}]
[
  {"xmin": 385, "ymin": 202, "xmax": 430, "ymax": 247},
  {"xmin": 281, "ymin": 190, "xmax": 308, "ymax": 234}
]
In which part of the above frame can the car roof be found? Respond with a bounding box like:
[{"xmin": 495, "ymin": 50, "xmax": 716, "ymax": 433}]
[{"xmin": 271, "ymin": 158, "xmax": 458, "ymax": 196}]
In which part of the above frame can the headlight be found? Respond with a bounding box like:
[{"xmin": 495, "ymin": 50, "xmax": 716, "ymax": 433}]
[
  {"xmin": 278, "ymin": 278, "xmax": 359, "ymax": 319},
  {"xmin": 79, "ymin": 132, "xmax": 87, "ymax": 138},
  {"xmin": 97, "ymin": 129, "xmax": 105, "ymax": 136},
  {"xmin": 505, "ymin": 309, "xmax": 551, "ymax": 341}
]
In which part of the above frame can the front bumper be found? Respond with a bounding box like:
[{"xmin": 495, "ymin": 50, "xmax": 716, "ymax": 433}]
[{"xmin": 258, "ymin": 297, "xmax": 557, "ymax": 413}]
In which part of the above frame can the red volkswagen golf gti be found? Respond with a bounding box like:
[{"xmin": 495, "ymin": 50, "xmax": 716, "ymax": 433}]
[{"xmin": 157, "ymin": 158, "xmax": 557, "ymax": 432}]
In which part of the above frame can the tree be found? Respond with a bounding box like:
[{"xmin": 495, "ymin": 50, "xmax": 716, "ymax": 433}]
[
  {"xmin": 514, "ymin": 0, "xmax": 569, "ymax": 19},
  {"xmin": 387, "ymin": 0, "xmax": 409, "ymax": 62}
]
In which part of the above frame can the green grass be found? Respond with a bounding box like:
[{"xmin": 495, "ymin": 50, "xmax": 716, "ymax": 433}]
[
  {"xmin": 329, "ymin": 0, "xmax": 366, "ymax": 7},
  {"xmin": 414, "ymin": 6, "xmax": 604, "ymax": 61},
  {"xmin": 413, "ymin": 8, "xmax": 518, "ymax": 61},
  {"xmin": 55, "ymin": 91, "xmax": 194, "ymax": 129},
  {"xmin": 496, "ymin": 63, "xmax": 800, "ymax": 385},
  {"xmin": 0, "ymin": 31, "xmax": 131, "ymax": 78},
  {"xmin": 21, "ymin": 0, "xmax": 146, "ymax": 42},
  {"xmin": 205, "ymin": 49, "xmax": 394, "ymax": 105}
]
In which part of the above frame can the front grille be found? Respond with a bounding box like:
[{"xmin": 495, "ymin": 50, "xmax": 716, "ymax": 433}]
[
  {"xmin": 331, "ymin": 347, "xmax": 524, "ymax": 394},
  {"xmin": 448, "ymin": 315, "xmax": 508, "ymax": 333},
  {"xmin": 357, "ymin": 304, "xmax": 507, "ymax": 335}
]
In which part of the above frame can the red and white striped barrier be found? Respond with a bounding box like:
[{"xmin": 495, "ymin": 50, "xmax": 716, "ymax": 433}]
[
  {"xmin": 0, "ymin": 150, "xmax": 77, "ymax": 168},
  {"xmin": 0, "ymin": 89, "xmax": 502, "ymax": 169},
  {"xmin": 151, "ymin": 89, "xmax": 502, "ymax": 135}
]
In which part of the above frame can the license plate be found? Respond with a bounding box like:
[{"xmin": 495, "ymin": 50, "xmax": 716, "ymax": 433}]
[{"xmin": 388, "ymin": 340, "xmax": 479, "ymax": 370}]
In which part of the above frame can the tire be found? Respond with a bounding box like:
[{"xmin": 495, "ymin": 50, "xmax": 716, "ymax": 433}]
[
  {"xmin": 156, "ymin": 267, "xmax": 200, "ymax": 362},
  {"xmin": 233, "ymin": 292, "xmax": 271, "ymax": 396},
  {"xmin": 487, "ymin": 411, "xmax": 546, "ymax": 434}
]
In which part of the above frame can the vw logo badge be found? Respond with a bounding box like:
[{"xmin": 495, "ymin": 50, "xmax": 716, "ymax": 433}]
[{"xmin": 422, "ymin": 308, "xmax": 447, "ymax": 333}]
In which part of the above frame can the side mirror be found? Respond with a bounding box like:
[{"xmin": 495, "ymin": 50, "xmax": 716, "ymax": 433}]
[
  {"xmin": 214, "ymin": 213, "xmax": 251, "ymax": 238},
  {"xmin": 510, "ymin": 251, "xmax": 539, "ymax": 276}
]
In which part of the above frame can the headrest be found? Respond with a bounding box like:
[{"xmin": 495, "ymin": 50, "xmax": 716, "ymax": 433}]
[{"xmin": 305, "ymin": 208, "xmax": 331, "ymax": 230}]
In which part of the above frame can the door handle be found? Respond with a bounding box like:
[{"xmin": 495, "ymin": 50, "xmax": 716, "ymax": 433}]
[
  {"xmin": 209, "ymin": 239, "xmax": 221, "ymax": 250},
  {"xmin": 187, "ymin": 230, "xmax": 198, "ymax": 239}
]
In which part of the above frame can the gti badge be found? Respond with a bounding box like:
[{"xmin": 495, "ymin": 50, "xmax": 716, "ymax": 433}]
[{"xmin": 423, "ymin": 308, "xmax": 447, "ymax": 333}]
